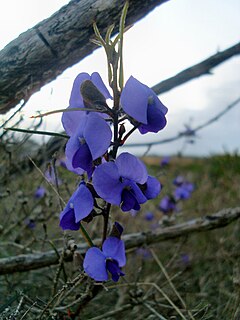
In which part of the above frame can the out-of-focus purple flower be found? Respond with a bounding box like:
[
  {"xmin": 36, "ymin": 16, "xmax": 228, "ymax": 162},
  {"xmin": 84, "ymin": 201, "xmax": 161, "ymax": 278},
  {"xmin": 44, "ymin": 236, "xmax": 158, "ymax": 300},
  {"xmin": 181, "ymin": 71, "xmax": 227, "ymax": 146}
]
[
  {"xmin": 120, "ymin": 76, "xmax": 168, "ymax": 134},
  {"xmin": 62, "ymin": 72, "xmax": 112, "ymax": 136},
  {"xmin": 34, "ymin": 186, "xmax": 46, "ymax": 199},
  {"xmin": 45, "ymin": 166, "xmax": 62, "ymax": 185},
  {"xmin": 136, "ymin": 247, "xmax": 152, "ymax": 259},
  {"xmin": 25, "ymin": 218, "xmax": 36, "ymax": 229},
  {"xmin": 93, "ymin": 153, "xmax": 160, "ymax": 212},
  {"xmin": 65, "ymin": 113, "xmax": 112, "ymax": 178},
  {"xmin": 180, "ymin": 253, "xmax": 190, "ymax": 266},
  {"xmin": 160, "ymin": 156, "xmax": 170, "ymax": 167},
  {"xmin": 60, "ymin": 182, "xmax": 93, "ymax": 230},
  {"xmin": 159, "ymin": 195, "xmax": 176, "ymax": 214},
  {"xmin": 144, "ymin": 211, "xmax": 154, "ymax": 221},
  {"xmin": 174, "ymin": 182, "xmax": 194, "ymax": 201},
  {"xmin": 83, "ymin": 237, "xmax": 126, "ymax": 282},
  {"xmin": 173, "ymin": 175, "xmax": 184, "ymax": 187}
]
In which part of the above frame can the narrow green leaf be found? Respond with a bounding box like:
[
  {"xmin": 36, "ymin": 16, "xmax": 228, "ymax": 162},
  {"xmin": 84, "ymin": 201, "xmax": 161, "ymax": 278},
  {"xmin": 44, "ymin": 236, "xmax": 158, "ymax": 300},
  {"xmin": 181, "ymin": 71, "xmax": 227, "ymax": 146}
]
[{"xmin": 4, "ymin": 127, "xmax": 69, "ymax": 139}]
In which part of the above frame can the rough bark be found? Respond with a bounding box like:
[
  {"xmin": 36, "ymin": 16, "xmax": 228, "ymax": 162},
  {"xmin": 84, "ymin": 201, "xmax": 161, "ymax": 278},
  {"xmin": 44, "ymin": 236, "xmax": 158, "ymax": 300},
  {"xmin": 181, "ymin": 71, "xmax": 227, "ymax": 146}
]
[
  {"xmin": 0, "ymin": 0, "xmax": 170, "ymax": 114},
  {"xmin": 0, "ymin": 207, "xmax": 239, "ymax": 275}
]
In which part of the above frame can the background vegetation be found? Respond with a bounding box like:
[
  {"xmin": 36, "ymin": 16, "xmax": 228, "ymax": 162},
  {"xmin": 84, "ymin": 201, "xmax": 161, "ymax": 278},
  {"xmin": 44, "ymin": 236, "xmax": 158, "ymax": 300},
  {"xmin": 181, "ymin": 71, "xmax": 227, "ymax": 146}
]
[{"xmin": 0, "ymin": 139, "xmax": 239, "ymax": 319}]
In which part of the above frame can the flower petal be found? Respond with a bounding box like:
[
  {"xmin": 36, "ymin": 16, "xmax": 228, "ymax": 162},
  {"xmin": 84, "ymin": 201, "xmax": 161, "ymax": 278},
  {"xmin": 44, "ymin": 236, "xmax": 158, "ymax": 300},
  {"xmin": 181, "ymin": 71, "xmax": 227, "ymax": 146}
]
[
  {"xmin": 83, "ymin": 247, "xmax": 108, "ymax": 281},
  {"xmin": 93, "ymin": 162, "xmax": 123, "ymax": 205},
  {"xmin": 138, "ymin": 102, "xmax": 167, "ymax": 134},
  {"xmin": 102, "ymin": 237, "xmax": 126, "ymax": 267},
  {"xmin": 59, "ymin": 208, "xmax": 80, "ymax": 230},
  {"xmin": 91, "ymin": 72, "xmax": 112, "ymax": 100},
  {"xmin": 116, "ymin": 153, "xmax": 148, "ymax": 184},
  {"xmin": 65, "ymin": 156, "xmax": 85, "ymax": 175},
  {"xmin": 106, "ymin": 259, "xmax": 125, "ymax": 282},
  {"xmin": 62, "ymin": 73, "xmax": 91, "ymax": 135},
  {"xmin": 128, "ymin": 180, "xmax": 147, "ymax": 204},
  {"xmin": 62, "ymin": 72, "xmax": 111, "ymax": 135},
  {"xmin": 72, "ymin": 143, "xmax": 93, "ymax": 175},
  {"xmin": 65, "ymin": 114, "xmax": 87, "ymax": 165},
  {"xmin": 84, "ymin": 113, "xmax": 112, "ymax": 160},
  {"xmin": 121, "ymin": 189, "xmax": 141, "ymax": 212},
  {"xmin": 73, "ymin": 183, "xmax": 94, "ymax": 223},
  {"xmin": 121, "ymin": 76, "xmax": 149, "ymax": 124},
  {"xmin": 69, "ymin": 72, "xmax": 91, "ymax": 108},
  {"xmin": 143, "ymin": 176, "xmax": 161, "ymax": 199}
]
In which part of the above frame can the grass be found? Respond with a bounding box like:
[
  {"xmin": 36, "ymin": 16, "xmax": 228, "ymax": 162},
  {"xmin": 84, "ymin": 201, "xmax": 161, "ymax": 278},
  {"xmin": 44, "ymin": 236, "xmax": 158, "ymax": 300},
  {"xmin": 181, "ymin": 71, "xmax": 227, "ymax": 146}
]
[{"xmin": 0, "ymin": 145, "xmax": 240, "ymax": 319}]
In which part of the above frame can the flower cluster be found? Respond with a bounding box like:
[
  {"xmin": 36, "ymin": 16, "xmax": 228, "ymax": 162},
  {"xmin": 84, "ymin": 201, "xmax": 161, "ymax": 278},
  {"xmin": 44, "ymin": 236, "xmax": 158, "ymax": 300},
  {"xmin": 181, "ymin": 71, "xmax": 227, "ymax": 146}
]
[
  {"xmin": 57, "ymin": 6, "xmax": 168, "ymax": 282},
  {"xmin": 57, "ymin": 70, "xmax": 168, "ymax": 281},
  {"xmin": 159, "ymin": 175, "xmax": 194, "ymax": 215}
]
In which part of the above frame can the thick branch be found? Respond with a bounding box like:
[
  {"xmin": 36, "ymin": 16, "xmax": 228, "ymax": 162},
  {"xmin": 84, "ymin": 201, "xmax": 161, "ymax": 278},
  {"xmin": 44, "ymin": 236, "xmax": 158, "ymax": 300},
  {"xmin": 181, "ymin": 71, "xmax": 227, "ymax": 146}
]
[
  {"xmin": 152, "ymin": 41, "xmax": 240, "ymax": 95},
  {"xmin": 0, "ymin": 0, "xmax": 169, "ymax": 114},
  {"xmin": 0, "ymin": 207, "xmax": 239, "ymax": 275}
]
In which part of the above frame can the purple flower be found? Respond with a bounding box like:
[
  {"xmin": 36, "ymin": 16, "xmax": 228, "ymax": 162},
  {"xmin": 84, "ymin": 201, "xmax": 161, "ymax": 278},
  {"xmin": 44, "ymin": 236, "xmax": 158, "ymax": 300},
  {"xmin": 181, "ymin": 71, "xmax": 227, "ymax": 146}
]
[
  {"xmin": 144, "ymin": 211, "xmax": 154, "ymax": 221},
  {"xmin": 59, "ymin": 182, "xmax": 94, "ymax": 230},
  {"xmin": 143, "ymin": 176, "xmax": 161, "ymax": 200},
  {"xmin": 45, "ymin": 166, "xmax": 62, "ymax": 185},
  {"xmin": 24, "ymin": 218, "xmax": 36, "ymax": 229},
  {"xmin": 65, "ymin": 112, "xmax": 112, "ymax": 178},
  {"xmin": 173, "ymin": 175, "xmax": 185, "ymax": 187},
  {"xmin": 180, "ymin": 253, "xmax": 190, "ymax": 266},
  {"xmin": 120, "ymin": 76, "xmax": 168, "ymax": 134},
  {"xmin": 136, "ymin": 247, "xmax": 152, "ymax": 260},
  {"xmin": 83, "ymin": 237, "xmax": 126, "ymax": 282},
  {"xmin": 93, "ymin": 153, "xmax": 161, "ymax": 212},
  {"xmin": 62, "ymin": 72, "xmax": 112, "ymax": 136},
  {"xmin": 159, "ymin": 195, "xmax": 176, "ymax": 214},
  {"xmin": 160, "ymin": 156, "xmax": 170, "ymax": 167},
  {"xmin": 174, "ymin": 182, "xmax": 194, "ymax": 200},
  {"xmin": 34, "ymin": 186, "xmax": 46, "ymax": 199}
]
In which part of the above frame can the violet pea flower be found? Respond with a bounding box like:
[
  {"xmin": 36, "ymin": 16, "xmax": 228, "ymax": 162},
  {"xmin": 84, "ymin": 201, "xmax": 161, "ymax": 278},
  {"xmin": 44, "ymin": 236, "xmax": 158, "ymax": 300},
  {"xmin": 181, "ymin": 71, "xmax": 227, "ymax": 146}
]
[
  {"xmin": 62, "ymin": 72, "xmax": 112, "ymax": 136},
  {"xmin": 93, "ymin": 153, "xmax": 161, "ymax": 212},
  {"xmin": 174, "ymin": 182, "xmax": 194, "ymax": 200},
  {"xmin": 59, "ymin": 182, "xmax": 94, "ymax": 231},
  {"xmin": 34, "ymin": 186, "xmax": 46, "ymax": 199},
  {"xmin": 159, "ymin": 195, "xmax": 176, "ymax": 214},
  {"xmin": 83, "ymin": 237, "xmax": 126, "ymax": 282},
  {"xmin": 120, "ymin": 76, "xmax": 168, "ymax": 134},
  {"xmin": 65, "ymin": 112, "xmax": 112, "ymax": 178}
]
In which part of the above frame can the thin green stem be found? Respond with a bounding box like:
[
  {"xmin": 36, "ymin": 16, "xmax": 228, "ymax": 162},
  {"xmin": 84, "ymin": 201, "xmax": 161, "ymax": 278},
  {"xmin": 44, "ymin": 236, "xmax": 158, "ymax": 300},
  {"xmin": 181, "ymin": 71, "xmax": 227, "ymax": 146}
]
[
  {"xmin": 31, "ymin": 107, "xmax": 109, "ymax": 119},
  {"xmin": 118, "ymin": 1, "xmax": 129, "ymax": 90},
  {"xmin": 80, "ymin": 224, "xmax": 94, "ymax": 247},
  {"xmin": 4, "ymin": 127, "xmax": 69, "ymax": 139}
]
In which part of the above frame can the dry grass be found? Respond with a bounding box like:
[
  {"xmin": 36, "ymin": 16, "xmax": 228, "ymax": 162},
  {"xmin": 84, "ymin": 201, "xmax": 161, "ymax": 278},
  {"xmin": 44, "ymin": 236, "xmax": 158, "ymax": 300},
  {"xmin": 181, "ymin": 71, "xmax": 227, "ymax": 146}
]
[{"xmin": 0, "ymin": 145, "xmax": 240, "ymax": 319}]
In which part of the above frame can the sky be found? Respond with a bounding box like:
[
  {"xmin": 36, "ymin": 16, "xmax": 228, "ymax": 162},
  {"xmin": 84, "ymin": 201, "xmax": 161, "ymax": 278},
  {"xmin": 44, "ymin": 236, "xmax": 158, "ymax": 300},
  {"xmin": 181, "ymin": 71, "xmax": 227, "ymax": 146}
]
[{"xmin": 0, "ymin": 0, "xmax": 240, "ymax": 157}]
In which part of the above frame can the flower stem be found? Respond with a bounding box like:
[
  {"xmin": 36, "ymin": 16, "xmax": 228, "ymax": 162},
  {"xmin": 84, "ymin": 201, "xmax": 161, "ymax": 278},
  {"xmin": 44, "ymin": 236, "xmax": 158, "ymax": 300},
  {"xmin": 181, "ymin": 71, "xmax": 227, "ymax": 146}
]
[
  {"xmin": 102, "ymin": 203, "xmax": 111, "ymax": 246},
  {"xmin": 80, "ymin": 224, "xmax": 94, "ymax": 247},
  {"xmin": 4, "ymin": 127, "xmax": 69, "ymax": 139}
]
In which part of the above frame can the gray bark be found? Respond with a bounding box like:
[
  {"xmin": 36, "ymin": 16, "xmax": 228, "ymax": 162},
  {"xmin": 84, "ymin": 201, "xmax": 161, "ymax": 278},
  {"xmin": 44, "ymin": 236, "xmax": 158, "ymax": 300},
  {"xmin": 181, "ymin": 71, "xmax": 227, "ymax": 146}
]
[
  {"xmin": 0, "ymin": 207, "xmax": 239, "ymax": 275},
  {"xmin": 0, "ymin": 0, "xmax": 169, "ymax": 114}
]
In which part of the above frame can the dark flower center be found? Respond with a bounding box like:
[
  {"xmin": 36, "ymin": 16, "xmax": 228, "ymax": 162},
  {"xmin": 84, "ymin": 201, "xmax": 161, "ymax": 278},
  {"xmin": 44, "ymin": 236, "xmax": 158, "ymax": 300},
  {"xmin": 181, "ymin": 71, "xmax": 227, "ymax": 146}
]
[{"xmin": 106, "ymin": 259, "xmax": 124, "ymax": 282}]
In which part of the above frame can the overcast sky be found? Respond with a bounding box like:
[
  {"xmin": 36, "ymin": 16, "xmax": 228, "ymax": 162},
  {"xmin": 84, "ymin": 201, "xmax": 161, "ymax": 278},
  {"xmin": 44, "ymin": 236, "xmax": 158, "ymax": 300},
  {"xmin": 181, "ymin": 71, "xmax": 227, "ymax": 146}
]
[{"xmin": 0, "ymin": 0, "xmax": 240, "ymax": 157}]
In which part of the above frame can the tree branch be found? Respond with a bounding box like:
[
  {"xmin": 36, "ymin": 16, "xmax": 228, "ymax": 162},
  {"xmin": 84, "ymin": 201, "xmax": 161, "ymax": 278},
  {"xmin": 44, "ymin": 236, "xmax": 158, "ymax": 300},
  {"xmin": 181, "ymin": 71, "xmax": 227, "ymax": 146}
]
[
  {"xmin": 124, "ymin": 95, "xmax": 240, "ymax": 147},
  {"xmin": 0, "ymin": 0, "xmax": 170, "ymax": 114},
  {"xmin": 152, "ymin": 41, "xmax": 240, "ymax": 95},
  {"xmin": 0, "ymin": 207, "xmax": 239, "ymax": 275}
]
